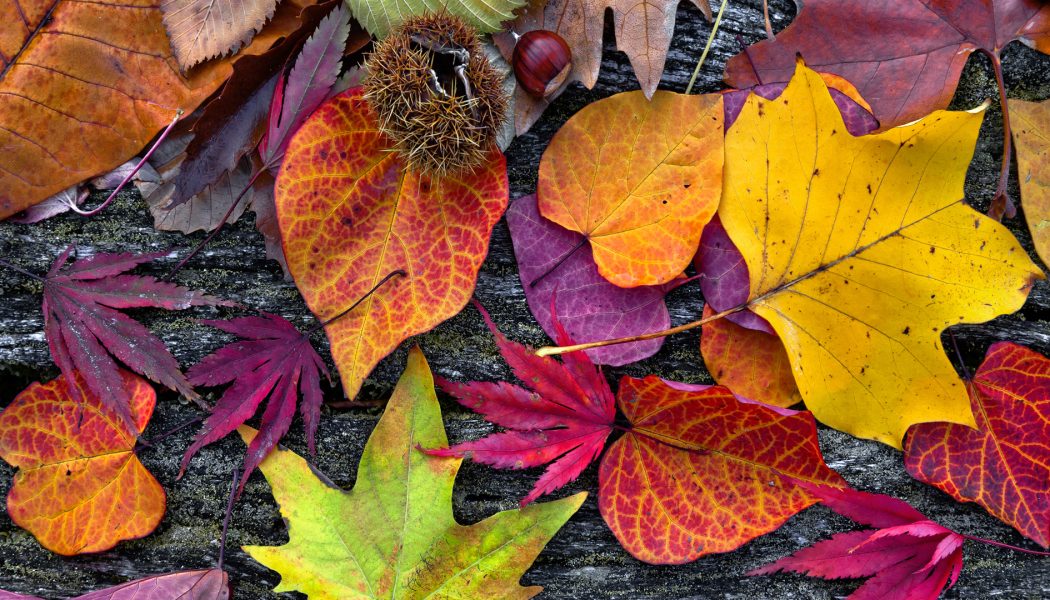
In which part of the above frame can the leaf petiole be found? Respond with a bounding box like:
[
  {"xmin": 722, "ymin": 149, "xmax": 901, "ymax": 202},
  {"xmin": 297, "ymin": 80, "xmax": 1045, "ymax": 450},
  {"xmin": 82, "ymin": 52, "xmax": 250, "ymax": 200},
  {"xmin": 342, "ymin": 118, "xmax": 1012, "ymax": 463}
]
[
  {"xmin": 0, "ymin": 257, "xmax": 44, "ymax": 282},
  {"xmin": 963, "ymin": 533, "xmax": 1050, "ymax": 556},
  {"xmin": 310, "ymin": 269, "xmax": 408, "ymax": 333},
  {"xmin": 981, "ymin": 47, "xmax": 1015, "ymax": 221},
  {"xmin": 73, "ymin": 109, "xmax": 183, "ymax": 218},
  {"xmin": 685, "ymin": 0, "xmax": 729, "ymax": 95}
]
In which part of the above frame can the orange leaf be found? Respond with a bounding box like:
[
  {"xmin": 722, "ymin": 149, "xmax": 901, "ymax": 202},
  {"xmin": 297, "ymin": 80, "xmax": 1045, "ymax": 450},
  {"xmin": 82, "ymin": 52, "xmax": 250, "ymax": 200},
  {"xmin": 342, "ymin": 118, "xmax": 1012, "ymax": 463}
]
[
  {"xmin": 599, "ymin": 376, "xmax": 844, "ymax": 564},
  {"xmin": 905, "ymin": 342, "xmax": 1050, "ymax": 548},
  {"xmin": 0, "ymin": 371, "xmax": 165, "ymax": 555},
  {"xmin": 275, "ymin": 88, "xmax": 508, "ymax": 400},
  {"xmin": 0, "ymin": 0, "xmax": 319, "ymax": 220},
  {"xmin": 700, "ymin": 305, "xmax": 801, "ymax": 408},
  {"xmin": 537, "ymin": 90, "xmax": 722, "ymax": 287}
]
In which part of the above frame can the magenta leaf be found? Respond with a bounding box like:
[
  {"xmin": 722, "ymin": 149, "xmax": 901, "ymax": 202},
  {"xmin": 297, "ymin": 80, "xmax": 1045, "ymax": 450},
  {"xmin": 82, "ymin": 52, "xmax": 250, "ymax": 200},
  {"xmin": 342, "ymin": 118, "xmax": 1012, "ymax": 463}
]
[
  {"xmin": 424, "ymin": 301, "xmax": 615, "ymax": 506},
  {"xmin": 723, "ymin": 83, "xmax": 879, "ymax": 134},
  {"xmin": 41, "ymin": 246, "xmax": 231, "ymax": 431},
  {"xmin": 182, "ymin": 313, "xmax": 330, "ymax": 496},
  {"xmin": 750, "ymin": 485, "xmax": 965, "ymax": 600},
  {"xmin": 259, "ymin": 4, "xmax": 351, "ymax": 169},
  {"xmin": 73, "ymin": 569, "xmax": 229, "ymax": 599},
  {"xmin": 507, "ymin": 194, "xmax": 678, "ymax": 366}
]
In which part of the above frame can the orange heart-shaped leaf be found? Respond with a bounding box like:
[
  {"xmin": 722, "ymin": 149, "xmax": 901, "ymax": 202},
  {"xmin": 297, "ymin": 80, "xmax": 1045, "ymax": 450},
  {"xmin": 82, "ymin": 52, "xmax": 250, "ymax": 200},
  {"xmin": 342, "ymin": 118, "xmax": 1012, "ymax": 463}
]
[
  {"xmin": 537, "ymin": 90, "xmax": 722, "ymax": 287},
  {"xmin": 0, "ymin": 370, "xmax": 165, "ymax": 555},
  {"xmin": 275, "ymin": 88, "xmax": 508, "ymax": 400},
  {"xmin": 699, "ymin": 305, "xmax": 801, "ymax": 408}
]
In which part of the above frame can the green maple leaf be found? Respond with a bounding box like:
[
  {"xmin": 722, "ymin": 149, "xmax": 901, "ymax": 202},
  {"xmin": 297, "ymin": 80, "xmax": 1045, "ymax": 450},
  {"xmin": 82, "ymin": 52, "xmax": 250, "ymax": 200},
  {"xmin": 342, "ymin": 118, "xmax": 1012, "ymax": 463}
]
[{"xmin": 241, "ymin": 346, "xmax": 586, "ymax": 599}]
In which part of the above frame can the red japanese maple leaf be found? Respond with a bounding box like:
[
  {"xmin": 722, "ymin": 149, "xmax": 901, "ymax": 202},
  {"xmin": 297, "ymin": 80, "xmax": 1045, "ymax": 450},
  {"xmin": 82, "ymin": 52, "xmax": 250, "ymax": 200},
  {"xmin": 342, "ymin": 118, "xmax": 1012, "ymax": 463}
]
[
  {"xmin": 750, "ymin": 484, "xmax": 966, "ymax": 600},
  {"xmin": 181, "ymin": 312, "xmax": 330, "ymax": 495},
  {"xmin": 41, "ymin": 246, "xmax": 230, "ymax": 431},
  {"xmin": 425, "ymin": 300, "xmax": 616, "ymax": 506}
]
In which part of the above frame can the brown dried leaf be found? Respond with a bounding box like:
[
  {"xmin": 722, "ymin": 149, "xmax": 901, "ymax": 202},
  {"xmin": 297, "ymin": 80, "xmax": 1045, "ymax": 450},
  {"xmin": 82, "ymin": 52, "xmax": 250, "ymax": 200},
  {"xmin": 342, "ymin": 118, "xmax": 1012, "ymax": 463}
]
[{"xmin": 160, "ymin": 0, "xmax": 281, "ymax": 69}]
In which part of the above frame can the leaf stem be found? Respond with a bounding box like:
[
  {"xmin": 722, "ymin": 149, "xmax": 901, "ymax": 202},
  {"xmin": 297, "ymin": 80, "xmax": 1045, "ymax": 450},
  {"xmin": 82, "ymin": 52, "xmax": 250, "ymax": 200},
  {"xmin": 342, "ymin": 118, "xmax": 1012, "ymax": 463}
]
[
  {"xmin": 218, "ymin": 468, "xmax": 239, "ymax": 571},
  {"xmin": 528, "ymin": 238, "xmax": 586, "ymax": 288},
  {"xmin": 685, "ymin": 0, "xmax": 729, "ymax": 94},
  {"xmin": 137, "ymin": 414, "xmax": 205, "ymax": 449},
  {"xmin": 762, "ymin": 0, "xmax": 774, "ymax": 40},
  {"xmin": 536, "ymin": 303, "xmax": 746, "ymax": 357},
  {"xmin": 0, "ymin": 258, "xmax": 44, "ymax": 282},
  {"xmin": 964, "ymin": 533, "xmax": 1050, "ymax": 556},
  {"xmin": 73, "ymin": 110, "xmax": 183, "ymax": 217},
  {"xmin": 309, "ymin": 269, "xmax": 408, "ymax": 333},
  {"xmin": 982, "ymin": 48, "xmax": 1015, "ymax": 221},
  {"xmin": 163, "ymin": 167, "xmax": 266, "ymax": 280}
]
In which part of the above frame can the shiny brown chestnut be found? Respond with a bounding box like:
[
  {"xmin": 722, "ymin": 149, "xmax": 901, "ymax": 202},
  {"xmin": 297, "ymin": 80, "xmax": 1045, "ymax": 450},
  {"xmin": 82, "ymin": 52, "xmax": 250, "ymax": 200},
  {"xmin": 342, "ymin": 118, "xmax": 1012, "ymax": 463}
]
[{"xmin": 512, "ymin": 30, "xmax": 573, "ymax": 99}]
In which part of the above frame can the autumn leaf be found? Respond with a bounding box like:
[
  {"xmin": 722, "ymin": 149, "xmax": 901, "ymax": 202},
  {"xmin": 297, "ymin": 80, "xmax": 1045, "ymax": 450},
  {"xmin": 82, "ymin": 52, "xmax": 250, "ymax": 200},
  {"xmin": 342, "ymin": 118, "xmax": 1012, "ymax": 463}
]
[
  {"xmin": 160, "ymin": 0, "xmax": 280, "ymax": 69},
  {"xmin": 507, "ymin": 194, "xmax": 680, "ymax": 366},
  {"xmin": 695, "ymin": 215, "xmax": 774, "ymax": 333},
  {"xmin": 0, "ymin": 371, "xmax": 165, "ymax": 556},
  {"xmin": 600, "ymin": 377, "xmax": 843, "ymax": 563},
  {"xmin": 539, "ymin": 0, "xmax": 712, "ymax": 98},
  {"xmin": 426, "ymin": 301, "xmax": 616, "ymax": 505},
  {"xmin": 346, "ymin": 0, "xmax": 525, "ymax": 38},
  {"xmin": 430, "ymin": 304, "xmax": 843, "ymax": 564},
  {"xmin": 0, "ymin": 569, "xmax": 229, "ymax": 599},
  {"xmin": 40, "ymin": 246, "xmax": 230, "ymax": 431},
  {"xmin": 905, "ymin": 342, "xmax": 1050, "ymax": 548},
  {"xmin": 257, "ymin": 3, "xmax": 352, "ymax": 171},
  {"xmin": 241, "ymin": 346, "xmax": 585, "ymax": 599},
  {"xmin": 180, "ymin": 313, "xmax": 330, "ymax": 496},
  {"xmin": 749, "ymin": 484, "xmax": 966, "ymax": 600},
  {"xmin": 0, "ymin": 0, "xmax": 319, "ymax": 220},
  {"xmin": 537, "ymin": 90, "xmax": 723, "ymax": 287},
  {"xmin": 699, "ymin": 305, "xmax": 800, "ymax": 408},
  {"xmin": 718, "ymin": 60, "xmax": 1043, "ymax": 447},
  {"xmin": 1011, "ymin": 98, "xmax": 1050, "ymax": 268},
  {"xmin": 275, "ymin": 88, "xmax": 507, "ymax": 402},
  {"xmin": 724, "ymin": 0, "xmax": 1050, "ymax": 129}
]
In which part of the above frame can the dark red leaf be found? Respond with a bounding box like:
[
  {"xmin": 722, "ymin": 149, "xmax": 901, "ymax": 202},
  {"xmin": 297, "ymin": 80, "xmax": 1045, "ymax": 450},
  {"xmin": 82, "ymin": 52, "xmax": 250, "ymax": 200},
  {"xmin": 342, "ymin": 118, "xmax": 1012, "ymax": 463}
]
[
  {"xmin": 182, "ymin": 313, "xmax": 330, "ymax": 496},
  {"xmin": 424, "ymin": 301, "xmax": 615, "ymax": 506},
  {"xmin": 41, "ymin": 246, "xmax": 230, "ymax": 432}
]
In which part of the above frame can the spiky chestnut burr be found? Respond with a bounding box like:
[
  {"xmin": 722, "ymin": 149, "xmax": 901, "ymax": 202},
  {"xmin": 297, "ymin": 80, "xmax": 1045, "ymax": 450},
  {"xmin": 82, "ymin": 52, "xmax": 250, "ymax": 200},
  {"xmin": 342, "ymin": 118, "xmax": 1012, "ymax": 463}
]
[{"xmin": 364, "ymin": 14, "xmax": 507, "ymax": 176}]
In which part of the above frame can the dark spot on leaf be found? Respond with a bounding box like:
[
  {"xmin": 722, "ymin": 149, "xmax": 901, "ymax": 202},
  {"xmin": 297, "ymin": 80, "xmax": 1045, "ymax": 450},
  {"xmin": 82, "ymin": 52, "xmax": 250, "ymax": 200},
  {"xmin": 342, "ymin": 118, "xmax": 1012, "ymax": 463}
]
[
  {"xmin": 65, "ymin": 469, "xmax": 71, "ymax": 476},
  {"xmin": 902, "ymin": 326, "xmax": 910, "ymax": 335},
  {"xmin": 866, "ymin": 184, "xmax": 872, "ymax": 194},
  {"xmin": 929, "ymin": 246, "xmax": 935, "ymax": 254}
]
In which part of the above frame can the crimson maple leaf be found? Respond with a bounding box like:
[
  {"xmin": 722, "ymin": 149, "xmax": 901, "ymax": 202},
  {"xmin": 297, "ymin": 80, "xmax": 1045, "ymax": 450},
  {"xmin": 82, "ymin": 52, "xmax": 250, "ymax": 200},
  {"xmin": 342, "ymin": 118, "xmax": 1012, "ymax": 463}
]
[
  {"xmin": 41, "ymin": 246, "xmax": 230, "ymax": 431},
  {"xmin": 180, "ymin": 313, "xmax": 330, "ymax": 495},
  {"xmin": 425, "ymin": 301, "xmax": 616, "ymax": 506},
  {"xmin": 750, "ymin": 484, "xmax": 965, "ymax": 600}
]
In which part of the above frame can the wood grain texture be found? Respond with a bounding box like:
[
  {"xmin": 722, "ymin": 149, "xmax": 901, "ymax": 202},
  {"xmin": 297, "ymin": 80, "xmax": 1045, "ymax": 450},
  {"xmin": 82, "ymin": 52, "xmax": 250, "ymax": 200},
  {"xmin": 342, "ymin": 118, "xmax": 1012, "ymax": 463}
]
[{"xmin": 1, "ymin": 1, "xmax": 1049, "ymax": 597}]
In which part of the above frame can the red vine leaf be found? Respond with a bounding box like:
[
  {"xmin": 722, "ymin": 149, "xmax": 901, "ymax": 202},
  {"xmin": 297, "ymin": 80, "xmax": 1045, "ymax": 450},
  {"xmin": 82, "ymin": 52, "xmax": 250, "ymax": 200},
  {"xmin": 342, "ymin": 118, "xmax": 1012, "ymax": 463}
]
[{"xmin": 905, "ymin": 341, "xmax": 1050, "ymax": 548}]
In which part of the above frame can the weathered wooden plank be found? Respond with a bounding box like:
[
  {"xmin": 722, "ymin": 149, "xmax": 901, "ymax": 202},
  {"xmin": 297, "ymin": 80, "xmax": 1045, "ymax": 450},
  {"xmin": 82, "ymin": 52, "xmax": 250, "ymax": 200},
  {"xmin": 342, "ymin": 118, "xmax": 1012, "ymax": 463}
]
[{"xmin": 1, "ymin": 1, "xmax": 1049, "ymax": 598}]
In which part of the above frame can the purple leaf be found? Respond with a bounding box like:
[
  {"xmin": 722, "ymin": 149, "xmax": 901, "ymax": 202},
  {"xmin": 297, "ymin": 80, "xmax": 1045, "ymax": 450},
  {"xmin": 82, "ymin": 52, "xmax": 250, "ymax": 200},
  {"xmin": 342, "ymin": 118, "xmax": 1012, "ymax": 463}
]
[
  {"xmin": 6, "ymin": 186, "xmax": 87, "ymax": 224},
  {"xmin": 260, "ymin": 4, "xmax": 352, "ymax": 169},
  {"xmin": 695, "ymin": 215, "xmax": 775, "ymax": 333},
  {"xmin": 167, "ymin": 76, "xmax": 278, "ymax": 208},
  {"xmin": 506, "ymin": 194, "xmax": 677, "ymax": 366},
  {"xmin": 182, "ymin": 313, "xmax": 330, "ymax": 496},
  {"xmin": 724, "ymin": 83, "xmax": 879, "ymax": 135},
  {"xmin": 74, "ymin": 568, "xmax": 229, "ymax": 599}
]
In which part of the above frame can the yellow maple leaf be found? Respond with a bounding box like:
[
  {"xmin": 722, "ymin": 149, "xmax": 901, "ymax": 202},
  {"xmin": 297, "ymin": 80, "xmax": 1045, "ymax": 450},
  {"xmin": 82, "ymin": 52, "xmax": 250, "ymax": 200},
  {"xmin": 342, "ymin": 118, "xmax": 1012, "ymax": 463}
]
[{"xmin": 719, "ymin": 60, "xmax": 1044, "ymax": 447}]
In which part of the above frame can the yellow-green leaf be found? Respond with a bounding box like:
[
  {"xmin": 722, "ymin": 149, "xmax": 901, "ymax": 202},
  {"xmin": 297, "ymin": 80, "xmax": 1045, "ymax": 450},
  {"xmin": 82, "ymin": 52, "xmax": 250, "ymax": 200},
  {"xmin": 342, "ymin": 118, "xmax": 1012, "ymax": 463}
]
[
  {"xmin": 241, "ymin": 347, "xmax": 585, "ymax": 599},
  {"xmin": 1011, "ymin": 98, "xmax": 1050, "ymax": 269},
  {"xmin": 346, "ymin": 0, "xmax": 525, "ymax": 38},
  {"xmin": 719, "ymin": 60, "xmax": 1044, "ymax": 448}
]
